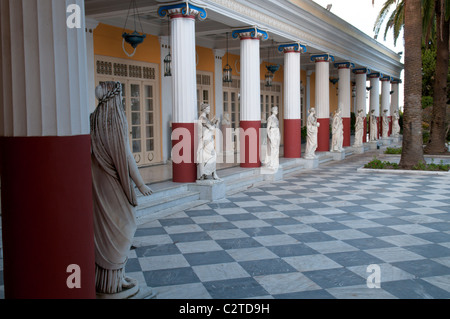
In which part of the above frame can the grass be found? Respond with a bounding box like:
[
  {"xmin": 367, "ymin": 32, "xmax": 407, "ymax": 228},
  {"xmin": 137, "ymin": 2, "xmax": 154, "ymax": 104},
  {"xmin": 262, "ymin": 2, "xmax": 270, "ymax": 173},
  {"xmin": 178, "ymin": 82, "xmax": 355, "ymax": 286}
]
[
  {"xmin": 364, "ymin": 157, "xmax": 450, "ymax": 171},
  {"xmin": 384, "ymin": 147, "xmax": 402, "ymax": 154}
]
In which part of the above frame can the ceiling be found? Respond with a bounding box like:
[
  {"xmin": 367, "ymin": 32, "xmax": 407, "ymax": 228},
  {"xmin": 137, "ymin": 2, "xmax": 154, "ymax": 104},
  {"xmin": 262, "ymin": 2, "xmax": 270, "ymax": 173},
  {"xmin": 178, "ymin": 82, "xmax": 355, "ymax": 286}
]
[{"xmin": 84, "ymin": 0, "xmax": 382, "ymax": 76}]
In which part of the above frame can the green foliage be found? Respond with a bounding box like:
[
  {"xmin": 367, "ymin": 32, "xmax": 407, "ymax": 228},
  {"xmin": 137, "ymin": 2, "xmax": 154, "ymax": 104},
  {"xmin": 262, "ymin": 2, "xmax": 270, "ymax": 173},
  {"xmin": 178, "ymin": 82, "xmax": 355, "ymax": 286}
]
[
  {"xmin": 421, "ymin": 95, "xmax": 433, "ymax": 109},
  {"xmin": 412, "ymin": 159, "xmax": 450, "ymax": 171},
  {"xmin": 364, "ymin": 157, "xmax": 450, "ymax": 171},
  {"xmin": 364, "ymin": 157, "xmax": 400, "ymax": 169},
  {"xmin": 385, "ymin": 147, "xmax": 403, "ymax": 154}
]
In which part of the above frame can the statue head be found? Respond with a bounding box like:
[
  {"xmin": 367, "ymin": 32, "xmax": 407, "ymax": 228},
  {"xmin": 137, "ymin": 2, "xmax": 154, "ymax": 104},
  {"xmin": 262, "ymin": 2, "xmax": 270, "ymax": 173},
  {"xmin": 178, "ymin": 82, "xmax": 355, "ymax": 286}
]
[
  {"xmin": 201, "ymin": 104, "xmax": 211, "ymax": 114},
  {"xmin": 272, "ymin": 106, "xmax": 278, "ymax": 115}
]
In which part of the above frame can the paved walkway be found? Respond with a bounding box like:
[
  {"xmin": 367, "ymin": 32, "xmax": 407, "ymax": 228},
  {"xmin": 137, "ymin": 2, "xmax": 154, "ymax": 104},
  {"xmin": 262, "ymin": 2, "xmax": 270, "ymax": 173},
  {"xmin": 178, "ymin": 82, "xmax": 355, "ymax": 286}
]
[{"xmin": 1, "ymin": 149, "xmax": 450, "ymax": 299}]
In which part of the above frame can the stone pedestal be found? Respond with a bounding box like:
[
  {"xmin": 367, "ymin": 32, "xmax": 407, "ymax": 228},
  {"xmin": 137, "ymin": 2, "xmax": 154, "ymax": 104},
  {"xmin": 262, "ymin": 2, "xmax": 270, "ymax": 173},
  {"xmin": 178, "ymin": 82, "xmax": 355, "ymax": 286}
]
[
  {"xmin": 189, "ymin": 179, "xmax": 226, "ymax": 201},
  {"xmin": 380, "ymin": 137, "xmax": 393, "ymax": 146},
  {"xmin": 369, "ymin": 141, "xmax": 379, "ymax": 150},
  {"xmin": 302, "ymin": 157, "xmax": 319, "ymax": 169},
  {"xmin": 329, "ymin": 151, "xmax": 345, "ymax": 161},
  {"xmin": 352, "ymin": 145, "xmax": 365, "ymax": 154},
  {"xmin": 261, "ymin": 166, "xmax": 284, "ymax": 181}
]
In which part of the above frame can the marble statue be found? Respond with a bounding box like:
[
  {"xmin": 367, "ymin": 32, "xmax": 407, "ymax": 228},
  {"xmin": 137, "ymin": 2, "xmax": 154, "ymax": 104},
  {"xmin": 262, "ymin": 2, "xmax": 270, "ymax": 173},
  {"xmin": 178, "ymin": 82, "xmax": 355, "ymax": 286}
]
[
  {"xmin": 382, "ymin": 109, "xmax": 390, "ymax": 138},
  {"xmin": 91, "ymin": 81, "xmax": 153, "ymax": 298},
  {"xmin": 197, "ymin": 104, "xmax": 221, "ymax": 181},
  {"xmin": 369, "ymin": 109, "xmax": 378, "ymax": 142},
  {"xmin": 305, "ymin": 107, "xmax": 320, "ymax": 159},
  {"xmin": 221, "ymin": 113, "xmax": 232, "ymax": 153},
  {"xmin": 392, "ymin": 110, "xmax": 400, "ymax": 137},
  {"xmin": 330, "ymin": 107, "xmax": 344, "ymax": 152},
  {"xmin": 353, "ymin": 109, "xmax": 365, "ymax": 147},
  {"xmin": 265, "ymin": 106, "xmax": 280, "ymax": 169}
]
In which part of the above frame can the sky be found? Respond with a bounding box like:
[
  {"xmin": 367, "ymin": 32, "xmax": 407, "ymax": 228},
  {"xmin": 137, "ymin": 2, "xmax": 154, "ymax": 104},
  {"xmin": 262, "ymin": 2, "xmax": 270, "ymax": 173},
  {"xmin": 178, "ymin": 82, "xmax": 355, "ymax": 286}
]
[{"xmin": 312, "ymin": 0, "xmax": 405, "ymax": 109}]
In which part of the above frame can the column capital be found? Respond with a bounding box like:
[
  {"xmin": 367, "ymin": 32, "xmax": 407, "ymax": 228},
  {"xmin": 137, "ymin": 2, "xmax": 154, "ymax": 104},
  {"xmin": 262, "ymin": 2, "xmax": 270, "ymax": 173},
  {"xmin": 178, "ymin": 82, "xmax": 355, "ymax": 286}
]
[
  {"xmin": 277, "ymin": 42, "xmax": 306, "ymax": 54},
  {"xmin": 391, "ymin": 78, "xmax": 402, "ymax": 84},
  {"xmin": 158, "ymin": 1, "xmax": 207, "ymax": 20},
  {"xmin": 352, "ymin": 67, "xmax": 371, "ymax": 74},
  {"xmin": 380, "ymin": 75, "xmax": 392, "ymax": 82},
  {"xmin": 310, "ymin": 54, "xmax": 334, "ymax": 63},
  {"xmin": 232, "ymin": 26, "xmax": 269, "ymax": 41},
  {"xmin": 334, "ymin": 62, "xmax": 354, "ymax": 69},
  {"xmin": 368, "ymin": 71, "xmax": 383, "ymax": 79}
]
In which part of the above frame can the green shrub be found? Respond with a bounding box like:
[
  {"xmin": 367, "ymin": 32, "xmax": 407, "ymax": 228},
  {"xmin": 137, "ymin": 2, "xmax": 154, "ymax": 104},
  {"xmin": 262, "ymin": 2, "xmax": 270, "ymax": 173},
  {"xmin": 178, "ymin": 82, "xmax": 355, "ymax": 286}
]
[{"xmin": 384, "ymin": 147, "xmax": 402, "ymax": 154}]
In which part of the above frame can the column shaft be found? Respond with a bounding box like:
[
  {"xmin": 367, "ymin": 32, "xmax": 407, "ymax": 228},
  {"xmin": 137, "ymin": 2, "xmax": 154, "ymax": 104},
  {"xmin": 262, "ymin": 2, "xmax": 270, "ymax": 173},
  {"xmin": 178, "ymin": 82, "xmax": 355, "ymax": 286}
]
[
  {"xmin": 0, "ymin": 0, "xmax": 95, "ymax": 299},
  {"xmin": 281, "ymin": 44, "xmax": 303, "ymax": 158},
  {"xmin": 337, "ymin": 65, "xmax": 351, "ymax": 147},
  {"xmin": 355, "ymin": 71, "xmax": 368, "ymax": 142}
]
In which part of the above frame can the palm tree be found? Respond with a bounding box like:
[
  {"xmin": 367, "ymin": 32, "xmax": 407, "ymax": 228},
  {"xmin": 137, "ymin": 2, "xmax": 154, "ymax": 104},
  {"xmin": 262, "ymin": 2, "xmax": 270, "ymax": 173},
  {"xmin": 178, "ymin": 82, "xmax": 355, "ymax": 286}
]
[
  {"xmin": 373, "ymin": 0, "xmax": 425, "ymax": 168},
  {"xmin": 374, "ymin": 0, "xmax": 450, "ymax": 155},
  {"xmin": 425, "ymin": 0, "xmax": 450, "ymax": 154},
  {"xmin": 400, "ymin": 0, "xmax": 426, "ymax": 168}
]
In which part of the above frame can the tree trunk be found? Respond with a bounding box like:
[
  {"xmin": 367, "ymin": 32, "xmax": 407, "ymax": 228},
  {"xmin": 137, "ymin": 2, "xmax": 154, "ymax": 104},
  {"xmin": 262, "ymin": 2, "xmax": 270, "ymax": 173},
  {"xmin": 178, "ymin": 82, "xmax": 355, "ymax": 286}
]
[
  {"xmin": 400, "ymin": 0, "xmax": 425, "ymax": 168},
  {"xmin": 425, "ymin": 0, "xmax": 449, "ymax": 154}
]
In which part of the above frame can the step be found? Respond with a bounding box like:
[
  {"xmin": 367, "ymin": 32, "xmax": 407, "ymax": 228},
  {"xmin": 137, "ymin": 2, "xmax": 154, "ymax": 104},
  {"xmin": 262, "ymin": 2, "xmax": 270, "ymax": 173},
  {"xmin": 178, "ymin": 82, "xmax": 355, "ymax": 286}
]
[
  {"xmin": 136, "ymin": 199, "xmax": 210, "ymax": 225},
  {"xmin": 225, "ymin": 173, "xmax": 265, "ymax": 195},
  {"xmin": 136, "ymin": 190, "xmax": 200, "ymax": 220}
]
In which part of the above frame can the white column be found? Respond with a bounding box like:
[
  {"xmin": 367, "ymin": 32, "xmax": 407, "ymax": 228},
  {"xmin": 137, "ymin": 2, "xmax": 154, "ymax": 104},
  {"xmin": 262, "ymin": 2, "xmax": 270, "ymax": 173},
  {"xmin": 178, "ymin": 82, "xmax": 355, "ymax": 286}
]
[
  {"xmin": 391, "ymin": 79, "xmax": 401, "ymax": 114},
  {"xmin": 171, "ymin": 17, "xmax": 197, "ymax": 123},
  {"xmin": 354, "ymin": 69, "xmax": 369, "ymax": 115},
  {"xmin": 158, "ymin": 1, "xmax": 207, "ymax": 182},
  {"xmin": 381, "ymin": 76, "xmax": 391, "ymax": 116},
  {"xmin": 0, "ymin": 0, "xmax": 95, "ymax": 299},
  {"xmin": 232, "ymin": 27, "xmax": 268, "ymax": 168},
  {"xmin": 214, "ymin": 49, "xmax": 225, "ymax": 123},
  {"xmin": 369, "ymin": 73, "xmax": 381, "ymax": 118},
  {"xmin": 279, "ymin": 43, "xmax": 305, "ymax": 158},
  {"xmin": 353, "ymin": 68, "xmax": 369, "ymax": 143},
  {"xmin": 160, "ymin": 35, "xmax": 173, "ymax": 163},
  {"xmin": 380, "ymin": 76, "xmax": 391, "ymax": 138},
  {"xmin": 312, "ymin": 54, "xmax": 334, "ymax": 152},
  {"xmin": 335, "ymin": 62, "xmax": 353, "ymax": 147},
  {"xmin": 85, "ymin": 18, "xmax": 99, "ymax": 115},
  {"xmin": 306, "ymin": 70, "xmax": 312, "ymax": 114}
]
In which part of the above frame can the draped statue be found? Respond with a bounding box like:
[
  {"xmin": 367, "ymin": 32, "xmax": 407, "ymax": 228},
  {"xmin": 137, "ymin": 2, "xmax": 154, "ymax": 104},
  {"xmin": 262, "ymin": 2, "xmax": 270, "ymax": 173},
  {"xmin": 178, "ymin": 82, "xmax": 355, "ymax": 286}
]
[
  {"xmin": 265, "ymin": 106, "xmax": 280, "ymax": 169},
  {"xmin": 392, "ymin": 110, "xmax": 401, "ymax": 137},
  {"xmin": 91, "ymin": 81, "xmax": 153, "ymax": 298},
  {"xmin": 330, "ymin": 108, "xmax": 344, "ymax": 152},
  {"xmin": 369, "ymin": 109, "xmax": 378, "ymax": 142},
  {"xmin": 197, "ymin": 104, "xmax": 221, "ymax": 181},
  {"xmin": 305, "ymin": 108, "xmax": 320, "ymax": 159},
  {"xmin": 382, "ymin": 109, "xmax": 390, "ymax": 138},
  {"xmin": 353, "ymin": 109, "xmax": 365, "ymax": 147}
]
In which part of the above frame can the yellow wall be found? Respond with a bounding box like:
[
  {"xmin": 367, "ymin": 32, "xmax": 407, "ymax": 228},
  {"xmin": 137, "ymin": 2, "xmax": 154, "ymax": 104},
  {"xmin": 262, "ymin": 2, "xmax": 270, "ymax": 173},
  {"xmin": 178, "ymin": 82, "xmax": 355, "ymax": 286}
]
[
  {"xmin": 94, "ymin": 24, "xmax": 160, "ymax": 64},
  {"xmin": 196, "ymin": 47, "xmax": 215, "ymax": 72}
]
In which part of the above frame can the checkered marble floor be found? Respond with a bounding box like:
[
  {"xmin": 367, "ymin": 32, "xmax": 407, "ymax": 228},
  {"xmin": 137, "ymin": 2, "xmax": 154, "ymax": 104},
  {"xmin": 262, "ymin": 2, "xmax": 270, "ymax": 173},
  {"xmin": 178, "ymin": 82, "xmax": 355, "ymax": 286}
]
[
  {"xmin": 1, "ymin": 151, "xmax": 450, "ymax": 299},
  {"xmin": 126, "ymin": 153, "xmax": 450, "ymax": 299}
]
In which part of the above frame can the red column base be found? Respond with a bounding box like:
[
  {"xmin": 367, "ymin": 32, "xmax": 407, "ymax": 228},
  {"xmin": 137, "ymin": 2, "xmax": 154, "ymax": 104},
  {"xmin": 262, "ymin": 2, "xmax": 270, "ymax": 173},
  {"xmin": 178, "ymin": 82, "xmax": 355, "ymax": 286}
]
[
  {"xmin": 317, "ymin": 118, "xmax": 330, "ymax": 152},
  {"xmin": 172, "ymin": 123, "xmax": 197, "ymax": 183},
  {"xmin": 239, "ymin": 120, "xmax": 261, "ymax": 168},
  {"xmin": 284, "ymin": 119, "xmax": 302, "ymax": 158},
  {"xmin": 0, "ymin": 136, "xmax": 96, "ymax": 299},
  {"xmin": 343, "ymin": 117, "xmax": 351, "ymax": 147}
]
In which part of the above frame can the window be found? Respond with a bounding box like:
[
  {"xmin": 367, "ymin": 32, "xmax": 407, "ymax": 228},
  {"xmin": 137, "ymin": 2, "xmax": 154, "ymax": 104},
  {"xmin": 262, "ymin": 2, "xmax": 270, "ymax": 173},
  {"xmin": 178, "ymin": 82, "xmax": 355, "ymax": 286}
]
[{"xmin": 95, "ymin": 56, "xmax": 161, "ymax": 166}]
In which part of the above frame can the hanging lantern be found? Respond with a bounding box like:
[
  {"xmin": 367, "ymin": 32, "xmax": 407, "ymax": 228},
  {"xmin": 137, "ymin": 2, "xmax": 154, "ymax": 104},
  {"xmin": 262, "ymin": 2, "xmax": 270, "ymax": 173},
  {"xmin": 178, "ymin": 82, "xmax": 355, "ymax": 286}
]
[
  {"xmin": 122, "ymin": 0, "xmax": 146, "ymax": 57},
  {"xmin": 223, "ymin": 32, "xmax": 233, "ymax": 83},
  {"xmin": 265, "ymin": 72, "xmax": 274, "ymax": 87},
  {"xmin": 164, "ymin": 53, "xmax": 172, "ymax": 77},
  {"xmin": 164, "ymin": 19, "xmax": 172, "ymax": 77}
]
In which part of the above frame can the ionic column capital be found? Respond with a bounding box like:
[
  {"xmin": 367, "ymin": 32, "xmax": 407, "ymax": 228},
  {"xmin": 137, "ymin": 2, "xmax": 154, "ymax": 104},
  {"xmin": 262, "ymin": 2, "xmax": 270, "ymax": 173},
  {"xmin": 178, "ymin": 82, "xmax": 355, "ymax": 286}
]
[
  {"xmin": 352, "ymin": 67, "xmax": 371, "ymax": 74},
  {"xmin": 368, "ymin": 71, "xmax": 383, "ymax": 79},
  {"xmin": 278, "ymin": 42, "xmax": 306, "ymax": 54},
  {"xmin": 158, "ymin": 1, "xmax": 207, "ymax": 20},
  {"xmin": 380, "ymin": 75, "xmax": 393, "ymax": 82},
  {"xmin": 334, "ymin": 61, "xmax": 354, "ymax": 69},
  {"xmin": 391, "ymin": 78, "xmax": 402, "ymax": 84},
  {"xmin": 232, "ymin": 26, "xmax": 269, "ymax": 41},
  {"xmin": 311, "ymin": 54, "xmax": 334, "ymax": 63}
]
